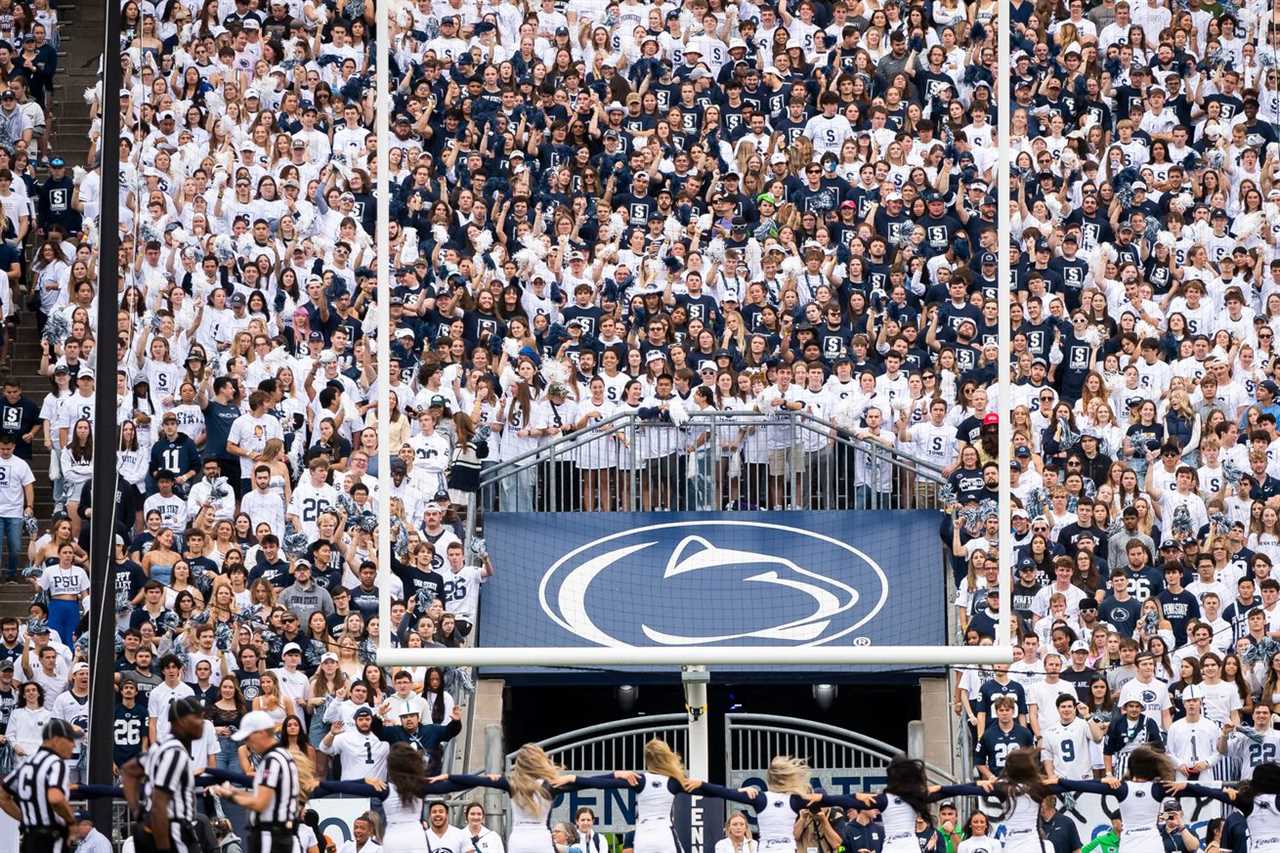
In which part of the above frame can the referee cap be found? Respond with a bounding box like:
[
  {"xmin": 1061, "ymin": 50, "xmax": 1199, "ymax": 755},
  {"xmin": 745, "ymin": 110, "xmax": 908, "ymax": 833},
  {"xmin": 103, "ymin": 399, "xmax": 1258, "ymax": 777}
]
[
  {"xmin": 42, "ymin": 718, "xmax": 77, "ymax": 742},
  {"xmin": 169, "ymin": 696, "xmax": 205, "ymax": 723},
  {"xmin": 233, "ymin": 710, "xmax": 280, "ymax": 742}
]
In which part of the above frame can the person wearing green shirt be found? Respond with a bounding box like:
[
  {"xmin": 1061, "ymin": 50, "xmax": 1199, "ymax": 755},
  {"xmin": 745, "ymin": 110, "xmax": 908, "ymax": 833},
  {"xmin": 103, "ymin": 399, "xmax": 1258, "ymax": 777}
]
[{"xmin": 1080, "ymin": 818, "xmax": 1122, "ymax": 853}]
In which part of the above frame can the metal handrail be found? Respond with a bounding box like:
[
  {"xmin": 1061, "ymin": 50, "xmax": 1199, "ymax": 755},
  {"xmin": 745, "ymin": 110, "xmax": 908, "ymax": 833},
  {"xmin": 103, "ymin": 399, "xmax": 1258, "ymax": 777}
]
[{"xmin": 481, "ymin": 411, "xmax": 948, "ymax": 486}]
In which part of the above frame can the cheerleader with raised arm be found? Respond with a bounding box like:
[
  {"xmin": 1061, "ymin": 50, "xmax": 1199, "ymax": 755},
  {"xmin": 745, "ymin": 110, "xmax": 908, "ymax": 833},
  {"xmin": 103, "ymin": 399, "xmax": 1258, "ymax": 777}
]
[
  {"xmin": 1052, "ymin": 745, "xmax": 1235, "ymax": 853},
  {"xmin": 437, "ymin": 744, "xmax": 630, "ymax": 853}
]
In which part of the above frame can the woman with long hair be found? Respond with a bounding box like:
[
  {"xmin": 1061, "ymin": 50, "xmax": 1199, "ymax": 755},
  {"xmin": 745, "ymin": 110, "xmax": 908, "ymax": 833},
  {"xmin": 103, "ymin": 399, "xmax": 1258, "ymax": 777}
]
[
  {"xmin": 579, "ymin": 739, "xmax": 700, "ymax": 853},
  {"xmin": 440, "ymin": 744, "xmax": 628, "ymax": 853},
  {"xmin": 714, "ymin": 811, "xmax": 757, "ymax": 853}
]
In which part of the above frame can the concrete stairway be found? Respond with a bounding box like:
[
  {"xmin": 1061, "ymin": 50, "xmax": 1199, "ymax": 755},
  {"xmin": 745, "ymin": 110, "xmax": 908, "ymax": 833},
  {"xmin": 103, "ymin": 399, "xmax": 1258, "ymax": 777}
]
[{"xmin": 0, "ymin": 2, "xmax": 100, "ymax": 619}]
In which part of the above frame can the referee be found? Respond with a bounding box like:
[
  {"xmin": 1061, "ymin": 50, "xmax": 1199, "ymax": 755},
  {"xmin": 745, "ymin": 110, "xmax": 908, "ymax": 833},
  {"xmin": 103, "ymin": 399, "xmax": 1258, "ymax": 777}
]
[
  {"xmin": 122, "ymin": 696, "xmax": 207, "ymax": 853},
  {"xmin": 210, "ymin": 709, "xmax": 302, "ymax": 853},
  {"xmin": 0, "ymin": 718, "xmax": 76, "ymax": 851}
]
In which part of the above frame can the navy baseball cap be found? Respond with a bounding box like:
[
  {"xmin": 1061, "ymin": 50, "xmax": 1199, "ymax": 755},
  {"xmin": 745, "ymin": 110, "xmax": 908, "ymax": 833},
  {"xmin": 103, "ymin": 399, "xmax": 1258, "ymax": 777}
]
[{"xmin": 980, "ymin": 252, "xmax": 996, "ymax": 265}]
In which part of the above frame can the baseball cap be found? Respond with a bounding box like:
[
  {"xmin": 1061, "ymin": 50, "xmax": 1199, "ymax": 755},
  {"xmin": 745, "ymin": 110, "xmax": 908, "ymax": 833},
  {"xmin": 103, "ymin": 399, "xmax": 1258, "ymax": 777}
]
[
  {"xmin": 1070, "ymin": 640, "xmax": 1090, "ymax": 653},
  {"xmin": 353, "ymin": 705, "xmax": 374, "ymax": 719},
  {"xmin": 282, "ymin": 642, "xmax": 302, "ymax": 655},
  {"xmin": 232, "ymin": 710, "xmax": 280, "ymax": 741},
  {"xmin": 1162, "ymin": 799, "xmax": 1182, "ymax": 812},
  {"xmin": 982, "ymin": 413, "xmax": 999, "ymax": 426}
]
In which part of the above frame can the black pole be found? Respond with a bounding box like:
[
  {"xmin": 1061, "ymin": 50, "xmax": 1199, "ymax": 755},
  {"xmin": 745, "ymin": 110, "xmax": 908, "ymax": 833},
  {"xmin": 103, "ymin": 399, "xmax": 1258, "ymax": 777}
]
[{"xmin": 87, "ymin": 3, "xmax": 122, "ymax": 833}]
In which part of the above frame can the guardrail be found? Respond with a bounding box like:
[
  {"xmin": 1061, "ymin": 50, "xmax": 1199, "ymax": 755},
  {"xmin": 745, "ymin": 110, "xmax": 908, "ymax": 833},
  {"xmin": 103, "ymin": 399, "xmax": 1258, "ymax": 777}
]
[{"xmin": 477, "ymin": 410, "xmax": 949, "ymax": 513}]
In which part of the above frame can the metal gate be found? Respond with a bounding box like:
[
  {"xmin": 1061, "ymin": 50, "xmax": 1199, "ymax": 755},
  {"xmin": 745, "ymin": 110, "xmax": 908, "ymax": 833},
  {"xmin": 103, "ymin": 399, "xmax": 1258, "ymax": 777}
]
[
  {"xmin": 506, "ymin": 713, "xmax": 691, "ymax": 772},
  {"xmin": 724, "ymin": 713, "xmax": 955, "ymax": 788}
]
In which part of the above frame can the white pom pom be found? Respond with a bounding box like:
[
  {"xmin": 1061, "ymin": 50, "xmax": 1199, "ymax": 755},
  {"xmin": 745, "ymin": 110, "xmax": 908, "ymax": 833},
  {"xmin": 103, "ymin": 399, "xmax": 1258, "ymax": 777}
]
[
  {"xmin": 540, "ymin": 358, "xmax": 570, "ymax": 387},
  {"xmin": 72, "ymin": 166, "xmax": 86, "ymax": 186},
  {"xmin": 473, "ymin": 229, "xmax": 493, "ymax": 254}
]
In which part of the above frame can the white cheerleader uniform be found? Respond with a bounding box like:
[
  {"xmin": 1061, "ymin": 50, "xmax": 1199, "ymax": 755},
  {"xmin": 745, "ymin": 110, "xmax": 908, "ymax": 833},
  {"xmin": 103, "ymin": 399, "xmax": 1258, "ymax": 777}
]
[
  {"xmin": 382, "ymin": 785, "xmax": 431, "ymax": 852},
  {"xmin": 1056, "ymin": 780, "xmax": 1230, "ymax": 853},
  {"xmin": 448, "ymin": 773, "xmax": 620, "ymax": 853},
  {"xmin": 1242, "ymin": 792, "xmax": 1280, "ymax": 853},
  {"xmin": 691, "ymin": 786, "xmax": 813, "ymax": 853},
  {"xmin": 631, "ymin": 772, "xmax": 683, "ymax": 853}
]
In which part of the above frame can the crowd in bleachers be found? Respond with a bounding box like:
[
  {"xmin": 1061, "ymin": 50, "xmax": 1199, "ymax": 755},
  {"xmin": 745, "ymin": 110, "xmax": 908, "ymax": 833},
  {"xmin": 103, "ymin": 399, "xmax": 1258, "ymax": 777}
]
[
  {"xmin": 0, "ymin": 0, "xmax": 1042, "ymax": 845},
  {"xmin": 949, "ymin": 0, "xmax": 1280, "ymax": 795}
]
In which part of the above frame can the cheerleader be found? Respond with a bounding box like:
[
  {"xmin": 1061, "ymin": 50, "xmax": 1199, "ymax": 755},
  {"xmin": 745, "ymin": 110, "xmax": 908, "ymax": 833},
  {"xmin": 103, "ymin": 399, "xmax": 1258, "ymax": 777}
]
[
  {"xmin": 592, "ymin": 739, "xmax": 700, "ymax": 853},
  {"xmin": 205, "ymin": 745, "xmax": 468, "ymax": 852},
  {"xmin": 948, "ymin": 748, "xmax": 1076, "ymax": 853},
  {"xmin": 1229, "ymin": 762, "xmax": 1280, "ymax": 853},
  {"xmin": 373, "ymin": 743, "xmax": 467, "ymax": 853},
  {"xmin": 440, "ymin": 744, "xmax": 625, "ymax": 853},
  {"xmin": 682, "ymin": 755, "xmax": 823, "ymax": 853},
  {"xmin": 691, "ymin": 755, "xmax": 981, "ymax": 853},
  {"xmin": 1052, "ymin": 745, "xmax": 1234, "ymax": 853},
  {"xmin": 815, "ymin": 757, "xmax": 986, "ymax": 853}
]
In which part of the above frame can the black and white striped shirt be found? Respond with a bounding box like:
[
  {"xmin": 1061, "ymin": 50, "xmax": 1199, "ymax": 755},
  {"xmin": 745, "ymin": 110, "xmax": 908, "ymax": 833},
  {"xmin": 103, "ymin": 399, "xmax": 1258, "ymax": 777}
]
[
  {"xmin": 143, "ymin": 738, "xmax": 197, "ymax": 824},
  {"xmin": 251, "ymin": 746, "xmax": 300, "ymax": 827},
  {"xmin": 2, "ymin": 746, "xmax": 69, "ymax": 827}
]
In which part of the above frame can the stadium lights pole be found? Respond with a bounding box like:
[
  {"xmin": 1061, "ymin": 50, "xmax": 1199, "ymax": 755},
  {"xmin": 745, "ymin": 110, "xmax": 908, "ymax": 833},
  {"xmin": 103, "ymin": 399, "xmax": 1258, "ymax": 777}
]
[
  {"xmin": 87, "ymin": 0, "xmax": 124, "ymax": 831},
  {"xmin": 376, "ymin": 0, "xmax": 392, "ymax": 657},
  {"xmin": 996, "ymin": 2, "xmax": 1014, "ymax": 660}
]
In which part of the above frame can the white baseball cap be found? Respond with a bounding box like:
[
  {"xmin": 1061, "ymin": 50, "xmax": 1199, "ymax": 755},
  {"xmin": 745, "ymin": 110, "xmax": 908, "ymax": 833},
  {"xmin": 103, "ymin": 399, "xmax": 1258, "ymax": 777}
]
[{"xmin": 232, "ymin": 710, "xmax": 280, "ymax": 741}]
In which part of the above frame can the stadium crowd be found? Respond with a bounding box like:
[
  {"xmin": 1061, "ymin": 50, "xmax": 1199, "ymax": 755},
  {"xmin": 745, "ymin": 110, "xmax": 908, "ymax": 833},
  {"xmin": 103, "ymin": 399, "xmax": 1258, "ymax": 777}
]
[
  {"xmin": 945, "ymin": 0, "xmax": 1280, "ymax": 819},
  {"xmin": 0, "ymin": 0, "xmax": 1106, "ymax": 845}
]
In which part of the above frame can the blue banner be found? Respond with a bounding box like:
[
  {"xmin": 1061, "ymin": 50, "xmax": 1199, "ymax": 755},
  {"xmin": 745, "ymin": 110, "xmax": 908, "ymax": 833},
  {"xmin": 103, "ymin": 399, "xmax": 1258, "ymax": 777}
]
[{"xmin": 477, "ymin": 511, "xmax": 945, "ymax": 680}]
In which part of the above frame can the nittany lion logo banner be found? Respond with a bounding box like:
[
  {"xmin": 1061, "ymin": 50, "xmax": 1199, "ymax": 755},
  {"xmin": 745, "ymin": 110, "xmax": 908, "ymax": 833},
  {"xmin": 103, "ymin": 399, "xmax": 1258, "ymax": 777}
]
[{"xmin": 478, "ymin": 512, "xmax": 946, "ymax": 680}]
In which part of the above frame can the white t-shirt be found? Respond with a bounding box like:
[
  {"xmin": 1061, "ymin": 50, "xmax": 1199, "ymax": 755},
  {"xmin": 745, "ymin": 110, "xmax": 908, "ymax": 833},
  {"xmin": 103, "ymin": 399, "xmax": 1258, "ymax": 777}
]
[
  {"xmin": 148, "ymin": 680, "xmax": 196, "ymax": 743},
  {"xmin": 0, "ymin": 453, "xmax": 32, "ymax": 517},
  {"xmin": 1117, "ymin": 677, "xmax": 1170, "ymax": 727},
  {"xmin": 39, "ymin": 562, "xmax": 89, "ymax": 598},
  {"xmin": 1197, "ymin": 679, "xmax": 1243, "ymax": 726}
]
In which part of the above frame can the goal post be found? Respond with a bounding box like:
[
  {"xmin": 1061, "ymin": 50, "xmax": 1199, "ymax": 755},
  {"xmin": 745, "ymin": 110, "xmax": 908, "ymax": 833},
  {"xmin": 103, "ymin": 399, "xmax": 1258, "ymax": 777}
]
[{"xmin": 369, "ymin": 8, "xmax": 1016, "ymax": 678}]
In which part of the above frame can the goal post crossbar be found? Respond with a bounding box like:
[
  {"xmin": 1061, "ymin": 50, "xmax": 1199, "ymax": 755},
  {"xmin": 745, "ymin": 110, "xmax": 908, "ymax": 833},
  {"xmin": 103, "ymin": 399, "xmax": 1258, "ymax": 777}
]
[{"xmin": 376, "ymin": 645, "xmax": 1016, "ymax": 668}]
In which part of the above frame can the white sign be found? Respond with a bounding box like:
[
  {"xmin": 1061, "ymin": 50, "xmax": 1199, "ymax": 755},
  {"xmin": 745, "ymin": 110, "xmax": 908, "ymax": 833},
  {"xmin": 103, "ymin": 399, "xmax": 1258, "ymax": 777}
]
[{"xmin": 310, "ymin": 797, "xmax": 372, "ymax": 845}]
